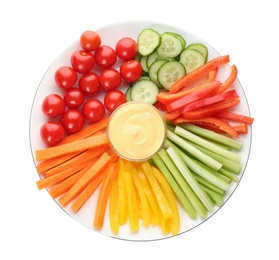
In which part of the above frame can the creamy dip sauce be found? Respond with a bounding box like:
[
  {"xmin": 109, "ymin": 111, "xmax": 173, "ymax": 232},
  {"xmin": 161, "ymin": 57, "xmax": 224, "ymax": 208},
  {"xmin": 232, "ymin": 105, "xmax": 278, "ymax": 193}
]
[{"xmin": 107, "ymin": 102, "xmax": 166, "ymax": 161}]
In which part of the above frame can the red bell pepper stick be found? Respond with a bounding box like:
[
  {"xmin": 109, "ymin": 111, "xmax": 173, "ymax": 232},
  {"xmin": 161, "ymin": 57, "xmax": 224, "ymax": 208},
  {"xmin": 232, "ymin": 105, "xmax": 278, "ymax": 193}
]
[
  {"xmin": 169, "ymin": 55, "xmax": 230, "ymax": 93},
  {"xmin": 233, "ymin": 123, "xmax": 248, "ymax": 134},
  {"xmin": 172, "ymin": 117, "xmax": 239, "ymax": 138},
  {"xmin": 165, "ymin": 81, "xmax": 221, "ymax": 112},
  {"xmin": 182, "ymin": 97, "xmax": 240, "ymax": 120},
  {"xmin": 164, "ymin": 89, "xmax": 239, "ymax": 121},
  {"xmin": 216, "ymin": 64, "xmax": 238, "ymax": 94},
  {"xmin": 214, "ymin": 111, "xmax": 254, "ymax": 124}
]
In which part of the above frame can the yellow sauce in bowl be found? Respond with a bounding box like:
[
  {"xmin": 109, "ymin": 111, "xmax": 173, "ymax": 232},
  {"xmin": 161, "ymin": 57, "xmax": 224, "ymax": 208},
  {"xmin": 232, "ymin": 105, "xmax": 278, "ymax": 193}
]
[{"xmin": 107, "ymin": 102, "xmax": 167, "ymax": 162}]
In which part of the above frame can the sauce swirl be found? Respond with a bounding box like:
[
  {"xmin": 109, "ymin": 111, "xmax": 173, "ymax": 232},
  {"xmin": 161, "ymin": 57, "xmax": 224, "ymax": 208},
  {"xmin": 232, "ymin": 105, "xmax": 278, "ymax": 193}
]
[{"xmin": 107, "ymin": 102, "xmax": 166, "ymax": 161}]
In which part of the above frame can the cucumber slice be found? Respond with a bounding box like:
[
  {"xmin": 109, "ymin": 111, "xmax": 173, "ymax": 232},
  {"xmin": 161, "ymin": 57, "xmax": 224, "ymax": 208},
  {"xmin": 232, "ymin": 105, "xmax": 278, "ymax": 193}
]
[
  {"xmin": 157, "ymin": 60, "xmax": 186, "ymax": 90},
  {"xmin": 125, "ymin": 87, "xmax": 132, "ymax": 101},
  {"xmin": 179, "ymin": 49, "xmax": 206, "ymax": 73},
  {"xmin": 130, "ymin": 79, "xmax": 159, "ymax": 104},
  {"xmin": 147, "ymin": 51, "xmax": 159, "ymax": 68},
  {"xmin": 140, "ymin": 55, "xmax": 149, "ymax": 73},
  {"xmin": 137, "ymin": 28, "xmax": 161, "ymax": 56},
  {"xmin": 187, "ymin": 43, "xmax": 208, "ymax": 61},
  {"xmin": 148, "ymin": 59, "xmax": 167, "ymax": 87},
  {"xmin": 156, "ymin": 32, "xmax": 183, "ymax": 59},
  {"xmin": 169, "ymin": 32, "xmax": 186, "ymax": 49}
]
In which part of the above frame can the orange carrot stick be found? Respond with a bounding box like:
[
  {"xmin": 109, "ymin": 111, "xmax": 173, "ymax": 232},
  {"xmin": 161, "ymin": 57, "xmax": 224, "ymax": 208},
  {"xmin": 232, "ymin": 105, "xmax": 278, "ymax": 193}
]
[
  {"xmin": 44, "ymin": 143, "xmax": 111, "ymax": 177},
  {"xmin": 49, "ymin": 165, "xmax": 91, "ymax": 199},
  {"xmin": 93, "ymin": 163, "xmax": 119, "ymax": 229},
  {"xmin": 36, "ymin": 151, "xmax": 80, "ymax": 174},
  {"xmin": 35, "ymin": 133, "xmax": 108, "ymax": 161},
  {"xmin": 36, "ymin": 131, "xmax": 103, "ymax": 174},
  {"xmin": 59, "ymin": 152, "xmax": 111, "ymax": 207},
  {"xmin": 169, "ymin": 55, "xmax": 230, "ymax": 93},
  {"xmin": 57, "ymin": 116, "xmax": 109, "ymax": 145},
  {"xmin": 71, "ymin": 173, "xmax": 104, "ymax": 213},
  {"xmin": 36, "ymin": 158, "xmax": 96, "ymax": 190}
]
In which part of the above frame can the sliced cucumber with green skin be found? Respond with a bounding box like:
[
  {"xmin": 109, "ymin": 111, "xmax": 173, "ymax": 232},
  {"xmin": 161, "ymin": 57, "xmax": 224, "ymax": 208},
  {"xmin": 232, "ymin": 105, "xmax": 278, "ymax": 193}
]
[
  {"xmin": 148, "ymin": 59, "xmax": 167, "ymax": 87},
  {"xmin": 137, "ymin": 28, "xmax": 161, "ymax": 56},
  {"xmin": 157, "ymin": 60, "xmax": 186, "ymax": 90},
  {"xmin": 156, "ymin": 32, "xmax": 183, "ymax": 59},
  {"xmin": 147, "ymin": 51, "xmax": 159, "ymax": 68},
  {"xmin": 187, "ymin": 43, "xmax": 208, "ymax": 61},
  {"xmin": 130, "ymin": 79, "xmax": 159, "ymax": 104},
  {"xmin": 168, "ymin": 32, "xmax": 186, "ymax": 49},
  {"xmin": 179, "ymin": 48, "xmax": 206, "ymax": 73},
  {"xmin": 125, "ymin": 87, "xmax": 132, "ymax": 101},
  {"xmin": 140, "ymin": 55, "xmax": 149, "ymax": 73}
]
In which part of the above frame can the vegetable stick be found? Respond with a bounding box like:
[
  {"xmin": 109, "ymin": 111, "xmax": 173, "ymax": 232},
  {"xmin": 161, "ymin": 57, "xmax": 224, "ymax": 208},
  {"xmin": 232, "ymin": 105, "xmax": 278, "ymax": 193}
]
[
  {"xmin": 44, "ymin": 143, "xmax": 110, "ymax": 177},
  {"xmin": 59, "ymin": 152, "xmax": 111, "ymax": 207},
  {"xmin": 36, "ymin": 131, "xmax": 103, "ymax": 174},
  {"xmin": 216, "ymin": 64, "xmax": 238, "ymax": 94},
  {"xmin": 109, "ymin": 176, "xmax": 120, "ymax": 234},
  {"xmin": 93, "ymin": 163, "xmax": 119, "ymax": 230},
  {"xmin": 56, "ymin": 116, "xmax": 109, "ymax": 145},
  {"xmin": 142, "ymin": 162, "xmax": 173, "ymax": 221},
  {"xmin": 169, "ymin": 55, "xmax": 230, "ymax": 93},
  {"xmin": 71, "ymin": 173, "xmax": 104, "ymax": 213},
  {"xmin": 36, "ymin": 133, "xmax": 108, "ymax": 161},
  {"xmin": 122, "ymin": 162, "xmax": 139, "ymax": 232},
  {"xmin": 49, "ymin": 168, "xmax": 87, "ymax": 199},
  {"xmin": 215, "ymin": 111, "xmax": 254, "ymax": 124},
  {"xmin": 118, "ymin": 160, "xmax": 128, "ymax": 225},
  {"xmin": 137, "ymin": 164, "xmax": 162, "ymax": 226},
  {"xmin": 36, "ymin": 151, "xmax": 80, "ymax": 174},
  {"xmin": 126, "ymin": 162, "xmax": 151, "ymax": 227},
  {"xmin": 205, "ymin": 67, "xmax": 218, "ymax": 83},
  {"xmin": 152, "ymin": 166, "xmax": 180, "ymax": 236},
  {"xmin": 36, "ymin": 158, "xmax": 96, "ymax": 190}
]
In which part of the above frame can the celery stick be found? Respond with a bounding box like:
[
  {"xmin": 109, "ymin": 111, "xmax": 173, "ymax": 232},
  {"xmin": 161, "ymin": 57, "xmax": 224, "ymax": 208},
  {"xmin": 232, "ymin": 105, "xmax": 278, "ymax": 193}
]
[
  {"xmin": 192, "ymin": 172, "xmax": 225, "ymax": 195},
  {"xmin": 174, "ymin": 126, "xmax": 241, "ymax": 163},
  {"xmin": 165, "ymin": 139, "xmax": 229, "ymax": 191},
  {"xmin": 219, "ymin": 168, "xmax": 239, "ymax": 183},
  {"xmin": 201, "ymin": 185, "xmax": 224, "ymax": 207},
  {"xmin": 157, "ymin": 149, "xmax": 207, "ymax": 218},
  {"xmin": 181, "ymin": 123, "xmax": 242, "ymax": 150},
  {"xmin": 166, "ymin": 147, "xmax": 215, "ymax": 212},
  {"xmin": 190, "ymin": 142, "xmax": 242, "ymax": 174},
  {"xmin": 167, "ymin": 130, "xmax": 222, "ymax": 171},
  {"xmin": 151, "ymin": 154, "xmax": 197, "ymax": 219},
  {"xmin": 194, "ymin": 160, "xmax": 231, "ymax": 184}
]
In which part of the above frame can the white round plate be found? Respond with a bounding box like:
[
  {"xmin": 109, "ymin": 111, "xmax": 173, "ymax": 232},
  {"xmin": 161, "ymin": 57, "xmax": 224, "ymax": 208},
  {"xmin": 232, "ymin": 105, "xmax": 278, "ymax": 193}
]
[{"xmin": 30, "ymin": 21, "xmax": 252, "ymax": 241}]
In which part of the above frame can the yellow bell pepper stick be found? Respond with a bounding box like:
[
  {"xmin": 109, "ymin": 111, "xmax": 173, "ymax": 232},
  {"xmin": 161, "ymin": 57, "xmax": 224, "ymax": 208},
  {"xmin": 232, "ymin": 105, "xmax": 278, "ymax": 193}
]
[
  {"xmin": 152, "ymin": 166, "xmax": 180, "ymax": 236},
  {"xmin": 142, "ymin": 162, "xmax": 173, "ymax": 222},
  {"xmin": 118, "ymin": 160, "xmax": 128, "ymax": 225},
  {"xmin": 137, "ymin": 164, "xmax": 162, "ymax": 226},
  {"xmin": 109, "ymin": 176, "xmax": 120, "ymax": 234},
  {"xmin": 122, "ymin": 163, "xmax": 139, "ymax": 233},
  {"xmin": 125, "ymin": 162, "xmax": 151, "ymax": 227}
]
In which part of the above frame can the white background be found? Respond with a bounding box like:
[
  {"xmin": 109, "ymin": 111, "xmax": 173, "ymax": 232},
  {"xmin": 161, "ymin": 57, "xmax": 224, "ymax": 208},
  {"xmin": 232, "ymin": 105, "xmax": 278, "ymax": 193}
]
[{"xmin": 1, "ymin": 0, "xmax": 277, "ymax": 259}]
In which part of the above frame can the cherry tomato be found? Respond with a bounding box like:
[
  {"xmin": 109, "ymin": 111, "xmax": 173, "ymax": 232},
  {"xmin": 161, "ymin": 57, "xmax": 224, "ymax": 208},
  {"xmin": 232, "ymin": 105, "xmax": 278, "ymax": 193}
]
[
  {"xmin": 42, "ymin": 94, "xmax": 65, "ymax": 117},
  {"xmin": 60, "ymin": 109, "xmax": 84, "ymax": 133},
  {"xmin": 82, "ymin": 98, "xmax": 105, "ymax": 123},
  {"xmin": 94, "ymin": 45, "xmax": 117, "ymax": 69},
  {"xmin": 40, "ymin": 121, "xmax": 65, "ymax": 146},
  {"xmin": 63, "ymin": 87, "xmax": 85, "ymax": 108},
  {"xmin": 99, "ymin": 68, "xmax": 122, "ymax": 91},
  {"xmin": 70, "ymin": 50, "xmax": 95, "ymax": 74},
  {"xmin": 120, "ymin": 60, "xmax": 142, "ymax": 83},
  {"xmin": 79, "ymin": 72, "xmax": 100, "ymax": 96},
  {"xmin": 115, "ymin": 37, "xmax": 138, "ymax": 60},
  {"xmin": 80, "ymin": 30, "xmax": 101, "ymax": 51},
  {"xmin": 104, "ymin": 90, "xmax": 126, "ymax": 112},
  {"xmin": 54, "ymin": 66, "xmax": 77, "ymax": 89}
]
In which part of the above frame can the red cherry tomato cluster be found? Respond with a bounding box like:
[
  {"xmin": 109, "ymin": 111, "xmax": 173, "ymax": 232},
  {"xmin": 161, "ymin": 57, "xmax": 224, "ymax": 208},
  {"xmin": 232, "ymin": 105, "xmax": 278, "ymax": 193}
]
[{"xmin": 40, "ymin": 30, "xmax": 142, "ymax": 146}]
